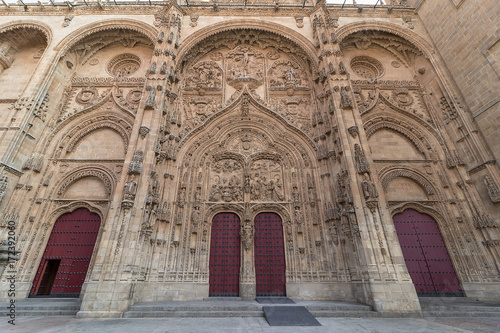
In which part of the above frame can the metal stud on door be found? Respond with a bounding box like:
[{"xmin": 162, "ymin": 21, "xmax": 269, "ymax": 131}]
[
  {"xmin": 393, "ymin": 209, "xmax": 463, "ymax": 297},
  {"xmin": 209, "ymin": 213, "xmax": 241, "ymax": 297},
  {"xmin": 254, "ymin": 212, "xmax": 286, "ymax": 296},
  {"xmin": 30, "ymin": 208, "xmax": 101, "ymax": 297}
]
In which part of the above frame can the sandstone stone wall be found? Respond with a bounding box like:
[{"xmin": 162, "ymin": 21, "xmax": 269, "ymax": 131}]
[{"xmin": 0, "ymin": 1, "xmax": 497, "ymax": 318}]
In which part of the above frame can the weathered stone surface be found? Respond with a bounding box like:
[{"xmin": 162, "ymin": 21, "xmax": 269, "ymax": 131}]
[{"xmin": 0, "ymin": 0, "xmax": 498, "ymax": 319}]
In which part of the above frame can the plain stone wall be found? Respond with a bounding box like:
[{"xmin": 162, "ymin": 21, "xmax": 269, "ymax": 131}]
[{"xmin": 414, "ymin": 0, "xmax": 500, "ymax": 164}]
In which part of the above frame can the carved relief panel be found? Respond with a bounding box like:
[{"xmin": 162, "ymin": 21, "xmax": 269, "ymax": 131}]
[
  {"xmin": 179, "ymin": 30, "xmax": 318, "ymax": 140},
  {"xmin": 208, "ymin": 159, "xmax": 244, "ymax": 202},
  {"xmin": 249, "ymin": 159, "xmax": 285, "ymax": 202}
]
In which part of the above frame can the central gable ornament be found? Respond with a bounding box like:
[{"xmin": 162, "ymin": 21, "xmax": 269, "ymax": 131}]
[{"xmin": 226, "ymin": 45, "xmax": 264, "ymax": 89}]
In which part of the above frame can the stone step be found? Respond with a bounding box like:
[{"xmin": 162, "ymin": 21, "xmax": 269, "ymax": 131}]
[
  {"xmin": 129, "ymin": 305, "xmax": 262, "ymax": 311},
  {"xmin": 1, "ymin": 298, "xmax": 81, "ymax": 316},
  {"xmin": 422, "ymin": 305, "xmax": 500, "ymax": 312},
  {"xmin": 423, "ymin": 311, "xmax": 500, "ymax": 318},
  {"xmin": 124, "ymin": 311, "xmax": 264, "ymax": 318},
  {"xmin": 23, "ymin": 297, "xmax": 79, "ymax": 302},
  {"xmin": 306, "ymin": 305, "xmax": 373, "ymax": 312},
  {"xmin": 15, "ymin": 310, "xmax": 79, "ymax": 316},
  {"xmin": 310, "ymin": 310, "xmax": 380, "ymax": 318},
  {"xmin": 124, "ymin": 300, "xmax": 379, "ymax": 318},
  {"xmin": 11, "ymin": 304, "xmax": 81, "ymax": 310}
]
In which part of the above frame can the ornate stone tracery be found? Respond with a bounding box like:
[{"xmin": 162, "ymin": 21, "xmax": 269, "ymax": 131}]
[{"xmin": 0, "ymin": 6, "xmax": 499, "ymax": 318}]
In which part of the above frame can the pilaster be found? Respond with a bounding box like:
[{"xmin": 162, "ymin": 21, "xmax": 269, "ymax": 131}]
[{"xmin": 311, "ymin": 3, "xmax": 421, "ymax": 315}]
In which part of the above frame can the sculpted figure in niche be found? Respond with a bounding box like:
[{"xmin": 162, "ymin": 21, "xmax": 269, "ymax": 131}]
[
  {"xmin": 240, "ymin": 219, "xmax": 254, "ymax": 251},
  {"xmin": 191, "ymin": 206, "xmax": 201, "ymax": 227},
  {"xmin": 361, "ymin": 173, "xmax": 378, "ymax": 200},
  {"xmin": 294, "ymin": 206, "xmax": 304, "ymax": 232},
  {"xmin": 354, "ymin": 144, "xmax": 370, "ymax": 174},
  {"xmin": 123, "ymin": 180, "xmax": 138, "ymax": 201},
  {"xmin": 251, "ymin": 174, "xmax": 265, "ymax": 201}
]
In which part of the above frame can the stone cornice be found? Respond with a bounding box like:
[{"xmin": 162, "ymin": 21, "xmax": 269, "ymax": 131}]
[{"xmin": 0, "ymin": 3, "xmax": 415, "ymax": 17}]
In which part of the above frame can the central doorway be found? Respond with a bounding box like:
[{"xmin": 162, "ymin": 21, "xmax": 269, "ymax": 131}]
[
  {"xmin": 209, "ymin": 213, "xmax": 241, "ymax": 296},
  {"xmin": 31, "ymin": 208, "xmax": 101, "ymax": 297},
  {"xmin": 254, "ymin": 212, "xmax": 286, "ymax": 296}
]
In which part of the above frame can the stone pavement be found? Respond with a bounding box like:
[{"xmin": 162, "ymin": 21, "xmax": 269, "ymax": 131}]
[{"xmin": 1, "ymin": 316, "xmax": 500, "ymax": 333}]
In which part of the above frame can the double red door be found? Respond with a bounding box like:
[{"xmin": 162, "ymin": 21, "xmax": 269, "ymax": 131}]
[
  {"xmin": 254, "ymin": 213, "xmax": 286, "ymax": 296},
  {"xmin": 31, "ymin": 208, "xmax": 101, "ymax": 297},
  {"xmin": 209, "ymin": 213, "xmax": 241, "ymax": 296},
  {"xmin": 393, "ymin": 209, "xmax": 462, "ymax": 297}
]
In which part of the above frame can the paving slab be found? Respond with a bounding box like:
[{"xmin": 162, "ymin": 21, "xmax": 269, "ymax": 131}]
[{"xmin": 1, "ymin": 316, "xmax": 499, "ymax": 333}]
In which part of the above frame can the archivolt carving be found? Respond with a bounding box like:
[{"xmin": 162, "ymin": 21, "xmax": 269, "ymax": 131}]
[
  {"xmin": 390, "ymin": 203, "xmax": 446, "ymax": 228},
  {"xmin": 250, "ymin": 204, "xmax": 290, "ymax": 224},
  {"xmin": 364, "ymin": 117, "xmax": 428, "ymax": 157},
  {"xmin": 54, "ymin": 19, "xmax": 158, "ymax": 56},
  {"xmin": 203, "ymin": 204, "xmax": 244, "ymax": 224},
  {"xmin": 46, "ymin": 92, "xmax": 135, "ymax": 157},
  {"xmin": 65, "ymin": 120, "xmax": 131, "ymax": 156},
  {"xmin": 176, "ymin": 20, "xmax": 319, "ymax": 73},
  {"xmin": 337, "ymin": 21, "xmax": 435, "ymax": 59},
  {"xmin": 380, "ymin": 167, "xmax": 436, "ymax": 196},
  {"xmin": 0, "ymin": 21, "xmax": 52, "ymax": 45},
  {"xmin": 56, "ymin": 167, "xmax": 116, "ymax": 197},
  {"xmin": 46, "ymin": 202, "xmax": 104, "ymax": 228}
]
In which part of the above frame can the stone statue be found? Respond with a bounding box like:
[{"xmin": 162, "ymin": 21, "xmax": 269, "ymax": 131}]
[
  {"xmin": 123, "ymin": 180, "xmax": 138, "ymax": 201},
  {"xmin": 361, "ymin": 173, "xmax": 378, "ymax": 200}
]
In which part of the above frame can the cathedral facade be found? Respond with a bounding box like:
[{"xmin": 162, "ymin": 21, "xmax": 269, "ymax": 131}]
[{"xmin": 0, "ymin": 0, "xmax": 499, "ymax": 318}]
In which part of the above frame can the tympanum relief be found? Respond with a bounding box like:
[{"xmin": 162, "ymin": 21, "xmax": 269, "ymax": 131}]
[{"xmin": 178, "ymin": 30, "xmax": 317, "ymax": 140}]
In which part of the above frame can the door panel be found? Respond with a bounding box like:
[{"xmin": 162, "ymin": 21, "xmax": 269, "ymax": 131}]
[
  {"xmin": 393, "ymin": 209, "xmax": 462, "ymax": 297},
  {"xmin": 209, "ymin": 213, "xmax": 241, "ymax": 297},
  {"xmin": 31, "ymin": 208, "xmax": 101, "ymax": 297},
  {"xmin": 254, "ymin": 212, "xmax": 286, "ymax": 296}
]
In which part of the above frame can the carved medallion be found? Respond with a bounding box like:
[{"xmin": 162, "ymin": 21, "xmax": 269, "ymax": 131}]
[
  {"xmin": 107, "ymin": 53, "xmax": 141, "ymax": 77},
  {"xmin": 126, "ymin": 88, "xmax": 143, "ymax": 105},
  {"xmin": 350, "ymin": 56, "xmax": 384, "ymax": 80},
  {"xmin": 392, "ymin": 88, "xmax": 414, "ymax": 107},
  {"xmin": 75, "ymin": 86, "xmax": 98, "ymax": 105}
]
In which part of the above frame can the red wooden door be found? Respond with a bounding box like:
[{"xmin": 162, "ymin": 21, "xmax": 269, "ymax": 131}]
[
  {"xmin": 30, "ymin": 208, "xmax": 101, "ymax": 297},
  {"xmin": 209, "ymin": 213, "xmax": 241, "ymax": 297},
  {"xmin": 393, "ymin": 209, "xmax": 462, "ymax": 297},
  {"xmin": 254, "ymin": 212, "xmax": 286, "ymax": 296}
]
